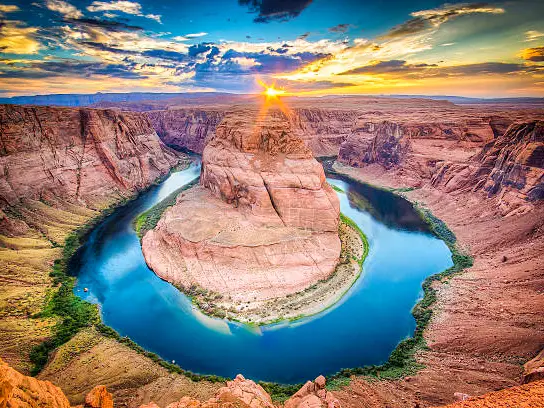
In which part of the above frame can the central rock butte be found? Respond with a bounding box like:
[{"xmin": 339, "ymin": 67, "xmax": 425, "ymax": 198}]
[{"xmin": 141, "ymin": 107, "xmax": 345, "ymax": 321}]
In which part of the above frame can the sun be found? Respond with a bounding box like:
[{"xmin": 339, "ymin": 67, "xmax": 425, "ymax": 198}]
[
  {"xmin": 264, "ymin": 86, "xmax": 285, "ymax": 98},
  {"xmin": 258, "ymin": 80, "xmax": 286, "ymax": 100}
]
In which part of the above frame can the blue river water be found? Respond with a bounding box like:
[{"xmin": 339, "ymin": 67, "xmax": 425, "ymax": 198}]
[{"xmin": 73, "ymin": 161, "xmax": 453, "ymax": 384}]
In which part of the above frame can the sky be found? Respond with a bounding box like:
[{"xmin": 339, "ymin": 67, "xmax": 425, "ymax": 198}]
[{"xmin": 0, "ymin": 0, "xmax": 543, "ymax": 97}]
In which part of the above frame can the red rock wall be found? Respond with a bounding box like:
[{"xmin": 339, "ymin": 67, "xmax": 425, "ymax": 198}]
[{"xmin": 0, "ymin": 104, "xmax": 180, "ymax": 212}]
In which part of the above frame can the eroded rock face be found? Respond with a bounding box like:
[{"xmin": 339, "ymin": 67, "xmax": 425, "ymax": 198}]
[
  {"xmin": 284, "ymin": 375, "xmax": 340, "ymax": 408},
  {"xmin": 142, "ymin": 108, "xmax": 341, "ymax": 306},
  {"xmin": 84, "ymin": 386, "xmax": 113, "ymax": 408},
  {"xmin": 431, "ymin": 121, "xmax": 544, "ymax": 215},
  {"xmin": 143, "ymin": 374, "xmax": 274, "ymax": 408},
  {"xmin": 0, "ymin": 358, "xmax": 73, "ymax": 408},
  {"xmin": 523, "ymin": 349, "xmax": 544, "ymax": 384},
  {"xmin": 0, "ymin": 105, "xmax": 180, "ymax": 211},
  {"xmin": 338, "ymin": 121, "xmax": 410, "ymax": 169},
  {"xmin": 147, "ymin": 109, "xmax": 225, "ymax": 153}
]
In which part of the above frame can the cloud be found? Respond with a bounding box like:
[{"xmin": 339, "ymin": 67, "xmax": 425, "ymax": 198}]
[
  {"xmin": 186, "ymin": 32, "xmax": 208, "ymax": 38},
  {"xmin": 338, "ymin": 59, "xmax": 529, "ymax": 79},
  {"xmin": 328, "ymin": 24, "xmax": 352, "ymax": 33},
  {"xmin": 0, "ymin": 4, "xmax": 19, "ymax": 14},
  {"xmin": 0, "ymin": 59, "xmax": 143, "ymax": 79},
  {"xmin": 339, "ymin": 60, "xmax": 436, "ymax": 75},
  {"xmin": 239, "ymin": 0, "xmax": 313, "ymax": 23},
  {"xmin": 87, "ymin": 0, "xmax": 162, "ymax": 23},
  {"xmin": 45, "ymin": 0, "xmax": 83, "ymax": 19},
  {"xmin": 525, "ymin": 30, "xmax": 544, "ymax": 42},
  {"xmin": 63, "ymin": 17, "xmax": 143, "ymax": 31},
  {"xmin": 521, "ymin": 47, "xmax": 544, "ymax": 62},
  {"xmin": 0, "ymin": 21, "xmax": 41, "ymax": 54},
  {"xmin": 381, "ymin": 2, "xmax": 504, "ymax": 39}
]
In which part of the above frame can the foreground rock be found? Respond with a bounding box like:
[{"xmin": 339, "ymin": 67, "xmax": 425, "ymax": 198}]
[
  {"xmin": 523, "ymin": 349, "xmax": 544, "ymax": 384},
  {"xmin": 142, "ymin": 108, "xmax": 343, "ymax": 322},
  {"xmin": 285, "ymin": 375, "xmax": 340, "ymax": 408},
  {"xmin": 0, "ymin": 357, "xmax": 71, "ymax": 408}
]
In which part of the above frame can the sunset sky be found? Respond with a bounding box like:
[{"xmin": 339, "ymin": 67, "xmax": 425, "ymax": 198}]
[{"xmin": 0, "ymin": 0, "xmax": 543, "ymax": 97}]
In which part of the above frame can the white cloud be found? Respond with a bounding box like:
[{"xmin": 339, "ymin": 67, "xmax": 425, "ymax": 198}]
[
  {"xmin": 525, "ymin": 30, "xmax": 544, "ymax": 42},
  {"xmin": 185, "ymin": 32, "xmax": 208, "ymax": 38},
  {"xmin": 45, "ymin": 0, "xmax": 83, "ymax": 19},
  {"xmin": 87, "ymin": 0, "xmax": 162, "ymax": 23}
]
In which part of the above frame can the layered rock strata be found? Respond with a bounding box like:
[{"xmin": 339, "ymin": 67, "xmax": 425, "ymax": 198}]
[
  {"xmin": 0, "ymin": 104, "xmax": 180, "ymax": 212},
  {"xmin": 142, "ymin": 108, "xmax": 342, "ymax": 320},
  {"xmin": 431, "ymin": 121, "xmax": 544, "ymax": 214}
]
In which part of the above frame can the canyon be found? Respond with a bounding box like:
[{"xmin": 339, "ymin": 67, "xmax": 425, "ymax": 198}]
[{"xmin": 0, "ymin": 96, "xmax": 543, "ymax": 407}]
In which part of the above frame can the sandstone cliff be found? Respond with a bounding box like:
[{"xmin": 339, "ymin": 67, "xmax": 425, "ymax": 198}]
[
  {"xmin": 146, "ymin": 109, "xmax": 225, "ymax": 154},
  {"xmin": 431, "ymin": 121, "xmax": 543, "ymax": 215},
  {"xmin": 0, "ymin": 105, "xmax": 180, "ymax": 213},
  {"xmin": 146, "ymin": 106, "xmax": 359, "ymax": 157},
  {"xmin": 0, "ymin": 104, "xmax": 182, "ymax": 373},
  {"xmin": 338, "ymin": 121, "xmax": 410, "ymax": 169},
  {"xmin": 142, "ymin": 108, "xmax": 341, "ymax": 321}
]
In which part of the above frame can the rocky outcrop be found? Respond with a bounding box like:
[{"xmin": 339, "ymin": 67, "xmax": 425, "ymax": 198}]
[
  {"xmin": 141, "ymin": 374, "xmax": 340, "ymax": 408},
  {"xmin": 142, "ymin": 108, "xmax": 341, "ymax": 318},
  {"xmin": 523, "ymin": 349, "xmax": 544, "ymax": 384},
  {"xmin": 338, "ymin": 121, "xmax": 410, "ymax": 169},
  {"xmin": 147, "ymin": 109, "xmax": 225, "ymax": 153},
  {"xmin": 0, "ymin": 357, "xmax": 70, "ymax": 408},
  {"xmin": 431, "ymin": 121, "xmax": 544, "ymax": 214},
  {"xmin": 84, "ymin": 386, "xmax": 113, "ymax": 408},
  {"xmin": 441, "ymin": 379, "xmax": 544, "ymax": 407},
  {"xmin": 285, "ymin": 375, "xmax": 340, "ymax": 408}
]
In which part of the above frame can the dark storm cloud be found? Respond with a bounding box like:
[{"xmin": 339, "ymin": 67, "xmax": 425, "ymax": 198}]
[
  {"xmin": 238, "ymin": 0, "xmax": 313, "ymax": 23},
  {"xmin": 442, "ymin": 62, "xmax": 526, "ymax": 75},
  {"xmin": 0, "ymin": 60, "xmax": 142, "ymax": 79},
  {"xmin": 188, "ymin": 43, "xmax": 212, "ymax": 57},
  {"xmin": 522, "ymin": 47, "xmax": 544, "ymax": 62},
  {"xmin": 328, "ymin": 24, "xmax": 352, "ymax": 33},
  {"xmin": 63, "ymin": 17, "xmax": 144, "ymax": 32},
  {"xmin": 81, "ymin": 41, "xmax": 139, "ymax": 55}
]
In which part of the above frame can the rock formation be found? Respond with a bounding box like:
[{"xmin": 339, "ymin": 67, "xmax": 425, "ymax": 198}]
[
  {"xmin": 0, "ymin": 357, "xmax": 82, "ymax": 408},
  {"xmin": 431, "ymin": 121, "xmax": 544, "ymax": 214},
  {"xmin": 523, "ymin": 349, "xmax": 544, "ymax": 384},
  {"xmin": 147, "ymin": 109, "xmax": 225, "ymax": 153},
  {"xmin": 284, "ymin": 375, "xmax": 340, "ymax": 408},
  {"xmin": 142, "ymin": 108, "xmax": 341, "ymax": 319},
  {"xmin": 84, "ymin": 386, "xmax": 114, "ymax": 408},
  {"xmin": 338, "ymin": 121, "xmax": 410, "ymax": 169},
  {"xmin": 0, "ymin": 104, "xmax": 181, "ymax": 212}
]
